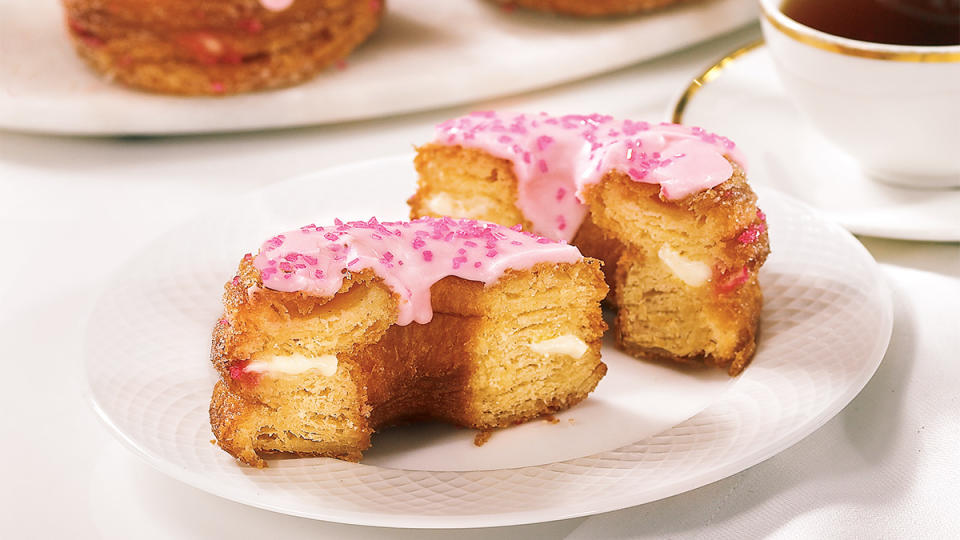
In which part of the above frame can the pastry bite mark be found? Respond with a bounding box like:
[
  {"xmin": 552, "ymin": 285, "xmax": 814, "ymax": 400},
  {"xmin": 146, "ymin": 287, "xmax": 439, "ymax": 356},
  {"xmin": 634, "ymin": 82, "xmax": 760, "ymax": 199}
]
[{"xmin": 210, "ymin": 218, "xmax": 608, "ymax": 466}]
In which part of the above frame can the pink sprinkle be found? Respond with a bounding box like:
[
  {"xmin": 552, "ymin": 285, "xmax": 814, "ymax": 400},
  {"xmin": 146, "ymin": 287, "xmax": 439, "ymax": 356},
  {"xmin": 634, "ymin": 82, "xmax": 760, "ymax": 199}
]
[
  {"xmin": 536, "ymin": 135, "xmax": 554, "ymax": 151},
  {"xmin": 278, "ymin": 261, "xmax": 293, "ymax": 272},
  {"xmin": 537, "ymin": 238, "xmax": 551, "ymax": 244},
  {"xmin": 498, "ymin": 135, "xmax": 513, "ymax": 144},
  {"xmin": 347, "ymin": 258, "xmax": 360, "ymax": 267},
  {"xmin": 284, "ymin": 253, "xmax": 299, "ymax": 262},
  {"xmin": 464, "ymin": 241, "xmax": 477, "ymax": 247},
  {"xmin": 304, "ymin": 255, "xmax": 318, "ymax": 265},
  {"xmin": 218, "ymin": 318, "xmax": 229, "ymax": 326},
  {"xmin": 555, "ymin": 188, "xmax": 566, "ymax": 201},
  {"xmin": 412, "ymin": 237, "xmax": 425, "ymax": 249},
  {"xmin": 557, "ymin": 215, "xmax": 567, "ymax": 231},
  {"xmin": 324, "ymin": 233, "xmax": 338, "ymax": 241},
  {"xmin": 422, "ymin": 250, "xmax": 433, "ymax": 261},
  {"xmin": 538, "ymin": 159, "xmax": 548, "ymax": 173},
  {"xmin": 512, "ymin": 240, "xmax": 522, "ymax": 245},
  {"xmin": 486, "ymin": 250, "xmax": 498, "ymax": 257},
  {"xmin": 738, "ymin": 226, "xmax": 761, "ymax": 244},
  {"xmin": 228, "ymin": 364, "xmax": 243, "ymax": 380},
  {"xmin": 231, "ymin": 276, "xmax": 240, "ymax": 286},
  {"xmin": 314, "ymin": 269, "xmax": 324, "ymax": 279},
  {"xmin": 474, "ymin": 262, "xmax": 482, "ymax": 268},
  {"xmin": 510, "ymin": 224, "xmax": 523, "ymax": 231},
  {"xmin": 757, "ymin": 209, "xmax": 767, "ymax": 221},
  {"xmin": 382, "ymin": 252, "xmax": 394, "ymax": 262}
]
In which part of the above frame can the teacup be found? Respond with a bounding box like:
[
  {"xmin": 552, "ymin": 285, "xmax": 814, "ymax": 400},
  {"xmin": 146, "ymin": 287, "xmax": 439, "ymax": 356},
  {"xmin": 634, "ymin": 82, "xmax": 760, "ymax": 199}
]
[{"xmin": 759, "ymin": 0, "xmax": 960, "ymax": 189}]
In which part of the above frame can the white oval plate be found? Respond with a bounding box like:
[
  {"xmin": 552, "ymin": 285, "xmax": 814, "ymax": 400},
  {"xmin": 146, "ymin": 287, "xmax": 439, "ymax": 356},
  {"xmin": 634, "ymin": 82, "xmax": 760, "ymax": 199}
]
[
  {"xmin": 0, "ymin": 0, "xmax": 757, "ymax": 135},
  {"xmin": 669, "ymin": 42, "xmax": 960, "ymax": 242},
  {"xmin": 85, "ymin": 154, "xmax": 891, "ymax": 528}
]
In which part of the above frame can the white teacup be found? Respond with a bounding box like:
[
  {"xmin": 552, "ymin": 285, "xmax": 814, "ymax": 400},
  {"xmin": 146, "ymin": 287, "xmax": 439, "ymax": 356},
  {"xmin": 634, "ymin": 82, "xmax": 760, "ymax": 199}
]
[{"xmin": 759, "ymin": 0, "xmax": 960, "ymax": 189}]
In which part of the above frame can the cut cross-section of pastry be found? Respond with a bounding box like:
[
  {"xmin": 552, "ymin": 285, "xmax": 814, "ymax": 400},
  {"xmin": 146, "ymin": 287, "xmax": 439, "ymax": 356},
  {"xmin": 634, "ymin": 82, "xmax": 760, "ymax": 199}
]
[
  {"xmin": 210, "ymin": 217, "xmax": 608, "ymax": 467},
  {"xmin": 410, "ymin": 112, "xmax": 770, "ymax": 375}
]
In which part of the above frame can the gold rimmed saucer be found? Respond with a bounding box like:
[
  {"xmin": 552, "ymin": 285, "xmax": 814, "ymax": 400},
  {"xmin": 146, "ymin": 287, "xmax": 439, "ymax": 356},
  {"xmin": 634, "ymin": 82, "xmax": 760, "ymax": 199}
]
[{"xmin": 667, "ymin": 42, "xmax": 960, "ymax": 242}]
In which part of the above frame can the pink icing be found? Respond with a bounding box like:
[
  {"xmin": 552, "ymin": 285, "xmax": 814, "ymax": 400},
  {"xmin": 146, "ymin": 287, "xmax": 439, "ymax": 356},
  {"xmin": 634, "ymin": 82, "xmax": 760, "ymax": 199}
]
[
  {"xmin": 434, "ymin": 112, "xmax": 747, "ymax": 242},
  {"xmin": 259, "ymin": 0, "xmax": 294, "ymax": 11},
  {"xmin": 252, "ymin": 217, "xmax": 582, "ymax": 325}
]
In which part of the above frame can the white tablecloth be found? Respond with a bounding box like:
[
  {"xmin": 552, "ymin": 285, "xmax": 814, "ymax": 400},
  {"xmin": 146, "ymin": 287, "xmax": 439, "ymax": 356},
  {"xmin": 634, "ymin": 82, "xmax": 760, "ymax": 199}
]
[{"xmin": 2, "ymin": 24, "xmax": 958, "ymax": 539}]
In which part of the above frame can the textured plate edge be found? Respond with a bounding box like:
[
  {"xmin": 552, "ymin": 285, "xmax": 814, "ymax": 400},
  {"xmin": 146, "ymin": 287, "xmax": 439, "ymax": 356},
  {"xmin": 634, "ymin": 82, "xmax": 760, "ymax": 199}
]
[{"xmin": 80, "ymin": 156, "xmax": 895, "ymax": 529}]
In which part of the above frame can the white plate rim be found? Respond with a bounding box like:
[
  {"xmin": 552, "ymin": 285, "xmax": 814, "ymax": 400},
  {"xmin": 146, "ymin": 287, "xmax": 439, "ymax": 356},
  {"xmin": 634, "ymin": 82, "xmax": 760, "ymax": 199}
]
[
  {"xmin": 0, "ymin": 0, "xmax": 757, "ymax": 136},
  {"xmin": 82, "ymin": 154, "xmax": 894, "ymax": 528}
]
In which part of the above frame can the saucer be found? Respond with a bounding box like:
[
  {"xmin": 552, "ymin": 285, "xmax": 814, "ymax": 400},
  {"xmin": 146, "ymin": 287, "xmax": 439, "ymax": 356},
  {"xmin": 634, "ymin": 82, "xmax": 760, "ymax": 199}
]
[{"xmin": 669, "ymin": 41, "xmax": 960, "ymax": 242}]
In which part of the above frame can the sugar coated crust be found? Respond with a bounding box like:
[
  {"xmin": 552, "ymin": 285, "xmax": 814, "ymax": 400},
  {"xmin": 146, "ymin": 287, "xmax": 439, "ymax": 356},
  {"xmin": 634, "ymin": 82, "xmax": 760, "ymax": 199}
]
[
  {"xmin": 62, "ymin": 0, "xmax": 384, "ymax": 95},
  {"xmin": 210, "ymin": 217, "xmax": 608, "ymax": 466},
  {"xmin": 411, "ymin": 112, "xmax": 770, "ymax": 375}
]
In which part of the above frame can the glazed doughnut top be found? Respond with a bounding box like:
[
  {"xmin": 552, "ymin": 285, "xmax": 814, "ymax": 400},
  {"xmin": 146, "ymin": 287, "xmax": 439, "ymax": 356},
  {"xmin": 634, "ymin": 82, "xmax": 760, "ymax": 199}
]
[
  {"xmin": 433, "ymin": 111, "xmax": 748, "ymax": 242},
  {"xmin": 253, "ymin": 217, "xmax": 582, "ymax": 325}
]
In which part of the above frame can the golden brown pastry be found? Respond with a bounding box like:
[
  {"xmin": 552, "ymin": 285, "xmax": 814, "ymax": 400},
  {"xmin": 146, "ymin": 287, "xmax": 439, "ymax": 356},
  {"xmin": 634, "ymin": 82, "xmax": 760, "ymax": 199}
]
[
  {"xmin": 62, "ymin": 0, "xmax": 384, "ymax": 95},
  {"xmin": 410, "ymin": 112, "xmax": 769, "ymax": 375},
  {"xmin": 211, "ymin": 217, "xmax": 608, "ymax": 466}
]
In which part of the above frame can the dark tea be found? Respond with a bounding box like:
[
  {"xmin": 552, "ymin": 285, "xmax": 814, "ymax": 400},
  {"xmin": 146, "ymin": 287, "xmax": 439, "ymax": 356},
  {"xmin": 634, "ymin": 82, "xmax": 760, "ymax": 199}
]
[{"xmin": 780, "ymin": 0, "xmax": 960, "ymax": 46}]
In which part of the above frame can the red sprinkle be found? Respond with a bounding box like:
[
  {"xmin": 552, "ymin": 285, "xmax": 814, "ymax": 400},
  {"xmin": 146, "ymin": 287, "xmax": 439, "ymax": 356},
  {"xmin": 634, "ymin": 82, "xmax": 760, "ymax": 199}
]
[
  {"xmin": 239, "ymin": 18, "xmax": 263, "ymax": 34},
  {"xmin": 228, "ymin": 361, "xmax": 261, "ymax": 387},
  {"xmin": 715, "ymin": 266, "xmax": 749, "ymax": 294}
]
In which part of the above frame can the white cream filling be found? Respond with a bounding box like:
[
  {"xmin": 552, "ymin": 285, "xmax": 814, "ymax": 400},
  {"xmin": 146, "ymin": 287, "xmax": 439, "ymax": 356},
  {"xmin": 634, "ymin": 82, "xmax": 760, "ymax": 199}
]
[
  {"xmin": 244, "ymin": 353, "xmax": 338, "ymax": 376},
  {"xmin": 528, "ymin": 335, "xmax": 588, "ymax": 359},
  {"xmin": 657, "ymin": 245, "xmax": 711, "ymax": 287},
  {"xmin": 424, "ymin": 193, "xmax": 491, "ymax": 218}
]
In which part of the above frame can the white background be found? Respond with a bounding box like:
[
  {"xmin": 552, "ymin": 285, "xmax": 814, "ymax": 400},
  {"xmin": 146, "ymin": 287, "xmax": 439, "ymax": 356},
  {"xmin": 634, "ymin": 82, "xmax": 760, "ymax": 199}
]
[{"xmin": 1, "ymin": 23, "xmax": 959, "ymax": 538}]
